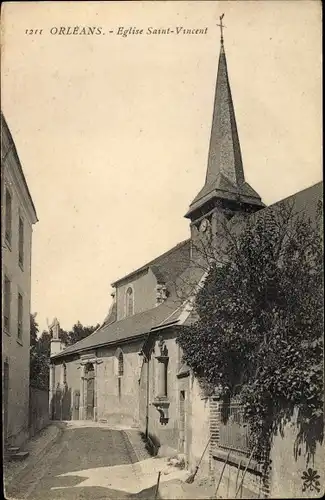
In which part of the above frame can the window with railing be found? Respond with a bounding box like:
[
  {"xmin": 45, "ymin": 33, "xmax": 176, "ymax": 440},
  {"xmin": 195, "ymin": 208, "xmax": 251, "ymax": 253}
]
[
  {"xmin": 218, "ymin": 398, "xmax": 251, "ymax": 456},
  {"xmin": 4, "ymin": 276, "xmax": 11, "ymax": 332}
]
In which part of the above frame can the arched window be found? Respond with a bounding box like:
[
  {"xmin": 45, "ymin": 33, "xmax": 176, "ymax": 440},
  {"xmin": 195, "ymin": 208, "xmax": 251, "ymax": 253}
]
[
  {"xmin": 118, "ymin": 352, "xmax": 124, "ymax": 377},
  {"xmin": 125, "ymin": 287, "xmax": 134, "ymax": 317}
]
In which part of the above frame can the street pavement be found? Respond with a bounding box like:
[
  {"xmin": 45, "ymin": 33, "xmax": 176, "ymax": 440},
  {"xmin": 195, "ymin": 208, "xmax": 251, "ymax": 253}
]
[{"xmin": 5, "ymin": 425, "xmax": 160, "ymax": 500}]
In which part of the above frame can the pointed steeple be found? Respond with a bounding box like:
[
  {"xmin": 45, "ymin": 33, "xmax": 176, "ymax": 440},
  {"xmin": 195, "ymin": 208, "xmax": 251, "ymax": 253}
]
[{"xmin": 185, "ymin": 25, "xmax": 263, "ymax": 220}]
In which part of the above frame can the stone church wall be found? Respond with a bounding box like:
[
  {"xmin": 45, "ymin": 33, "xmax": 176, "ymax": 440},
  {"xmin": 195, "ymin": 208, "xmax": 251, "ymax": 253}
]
[{"xmin": 96, "ymin": 340, "xmax": 143, "ymax": 426}]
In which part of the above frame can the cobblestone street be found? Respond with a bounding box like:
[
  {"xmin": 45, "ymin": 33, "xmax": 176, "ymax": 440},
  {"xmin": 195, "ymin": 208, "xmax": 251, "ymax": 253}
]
[{"xmin": 5, "ymin": 424, "xmax": 162, "ymax": 500}]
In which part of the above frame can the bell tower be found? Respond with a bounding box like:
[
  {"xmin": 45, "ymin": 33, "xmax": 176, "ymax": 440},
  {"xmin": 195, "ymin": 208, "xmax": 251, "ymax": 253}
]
[{"xmin": 185, "ymin": 17, "xmax": 264, "ymax": 251}]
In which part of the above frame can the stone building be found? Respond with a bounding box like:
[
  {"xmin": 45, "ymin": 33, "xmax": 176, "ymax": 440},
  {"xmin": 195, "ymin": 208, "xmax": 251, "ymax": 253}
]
[
  {"xmin": 2, "ymin": 113, "xmax": 38, "ymax": 447},
  {"xmin": 49, "ymin": 34, "xmax": 323, "ymax": 484}
]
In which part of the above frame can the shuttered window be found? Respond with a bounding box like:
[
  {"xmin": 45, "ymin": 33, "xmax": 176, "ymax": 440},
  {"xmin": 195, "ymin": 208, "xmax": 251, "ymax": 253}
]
[
  {"xmin": 4, "ymin": 276, "xmax": 11, "ymax": 332},
  {"xmin": 18, "ymin": 216, "xmax": 24, "ymax": 268},
  {"xmin": 18, "ymin": 293, "xmax": 23, "ymax": 339}
]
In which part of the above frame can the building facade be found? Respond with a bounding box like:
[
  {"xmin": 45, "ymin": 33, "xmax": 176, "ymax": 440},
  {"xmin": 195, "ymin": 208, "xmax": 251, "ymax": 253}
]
[
  {"xmin": 49, "ymin": 34, "xmax": 323, "ymax": 494},
  {"xmin": 2, "ymin": 113, "xmax": 38, "ymax": 447}
]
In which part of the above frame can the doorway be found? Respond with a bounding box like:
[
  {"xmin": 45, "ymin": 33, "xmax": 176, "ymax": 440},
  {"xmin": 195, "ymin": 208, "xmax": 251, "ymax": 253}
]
[
  {"xmin": 3, "ymin": 361, "xmax": 9, "ymax": 445},
  {"xmin": 85, "ymin": 363, "xmax": 95, "ymax": 420},
  {"xmin": 179, "ymin": 390, "xmax": 187, "ymax": 453}
]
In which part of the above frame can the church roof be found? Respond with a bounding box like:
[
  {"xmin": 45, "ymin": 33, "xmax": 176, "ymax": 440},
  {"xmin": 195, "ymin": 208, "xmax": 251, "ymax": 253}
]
[
  {"xmin": 51, "ymin": 238, "xmax": 195, "ymax": 360},
  {"xmin": 111, "ymin": 238, "xmax": 191, "ymax": 287},
  {"xmin": 51, "ymin": 297, "xmax": 185, "ymax": 359},
  {"xmin": 51, "ymin": 181, "xmax": 322, "ymax": 362},
  {"xmin": 185, "ymin": 41, "xmax": 263, "ymax": 219},
  {"xmin": 258, "ymin": 181, "xmax": 322, "ymax": 224}
]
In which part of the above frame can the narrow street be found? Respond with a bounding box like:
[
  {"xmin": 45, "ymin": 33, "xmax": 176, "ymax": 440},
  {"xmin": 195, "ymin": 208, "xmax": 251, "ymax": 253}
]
[{"xmin": 5, "ymin": 424, "xmax": 160, "ymax": 500}]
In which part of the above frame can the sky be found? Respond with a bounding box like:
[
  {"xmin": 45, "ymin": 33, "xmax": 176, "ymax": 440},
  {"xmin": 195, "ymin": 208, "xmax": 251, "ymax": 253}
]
[{"xmin": 1, "ymin": 1, "xmax": 322, "ymax": 333}]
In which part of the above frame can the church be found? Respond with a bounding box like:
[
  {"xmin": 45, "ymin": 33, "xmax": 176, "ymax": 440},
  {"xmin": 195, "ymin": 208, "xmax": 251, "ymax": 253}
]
[{"xmin": 49, "ymin": 30, "xmax": 322, "ymax": 481}]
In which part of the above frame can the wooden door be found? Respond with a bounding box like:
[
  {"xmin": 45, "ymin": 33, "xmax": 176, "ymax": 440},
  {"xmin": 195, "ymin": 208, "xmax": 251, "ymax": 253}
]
[{"xmin": 3, "ymin": 362, "xmax": 9, "ymax": 445}]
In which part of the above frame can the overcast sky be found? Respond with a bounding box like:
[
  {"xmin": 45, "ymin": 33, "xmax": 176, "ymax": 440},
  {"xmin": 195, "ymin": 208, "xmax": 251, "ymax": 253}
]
[{"xmin": 2, "ymin": 1, "xmax": 322, "ymax": 333}]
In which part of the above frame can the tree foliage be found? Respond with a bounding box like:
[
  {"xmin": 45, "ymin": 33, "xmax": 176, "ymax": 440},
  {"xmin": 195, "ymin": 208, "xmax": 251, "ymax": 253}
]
[
  {"xmin": 66, "ymin": 321, "xmax": 100, "ymax": 346},
  {"xmin": 30, "ymin": 314, "xmax": 50, "ymax": 390},
  {"xmin": 177, "ymin": 200, "xmax": 323, "ymax": 470}
]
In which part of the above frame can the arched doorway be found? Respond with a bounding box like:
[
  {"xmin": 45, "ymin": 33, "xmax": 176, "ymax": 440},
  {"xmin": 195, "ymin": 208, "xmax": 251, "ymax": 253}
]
[{"xmin": 85, "ymin": 363, "xmax": 95, "ymax": 420}]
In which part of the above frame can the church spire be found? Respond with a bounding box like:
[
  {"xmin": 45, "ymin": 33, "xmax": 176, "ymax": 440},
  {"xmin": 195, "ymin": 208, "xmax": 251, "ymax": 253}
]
[{"xmin": 185, "ymin": 20, "xmax": 263, "ymax": 220}]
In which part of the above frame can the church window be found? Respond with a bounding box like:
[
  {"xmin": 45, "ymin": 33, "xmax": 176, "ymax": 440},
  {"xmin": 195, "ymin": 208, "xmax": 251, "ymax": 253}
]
[
  {"xmin": 118, "ymin": 351, "xmax": 124, "ymax": 377},
  {"xmin": 125, "ymin": 287, "xmax": 134, "ymax": 317},
  {"xmin": 62, "ymin": 362, "xmax": 67, "ymax": 386}
]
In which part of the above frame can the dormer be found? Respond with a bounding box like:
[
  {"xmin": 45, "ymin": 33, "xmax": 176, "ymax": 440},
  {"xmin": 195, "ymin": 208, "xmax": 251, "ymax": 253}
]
[{"xmin": 111, "ymin": 240, "xmax": 191, "ymax": 321}]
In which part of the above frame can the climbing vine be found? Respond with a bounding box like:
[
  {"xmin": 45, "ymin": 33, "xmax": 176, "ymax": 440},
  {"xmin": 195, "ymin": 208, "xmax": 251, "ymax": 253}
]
[{"xmin": 177, "ymin": 200, "xmax": 323, "ymax": 476}]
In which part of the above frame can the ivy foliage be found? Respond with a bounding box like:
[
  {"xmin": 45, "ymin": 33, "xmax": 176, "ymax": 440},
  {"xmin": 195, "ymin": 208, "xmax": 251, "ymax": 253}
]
[{"xmin": 177, "ymin": 200, "xmax": 323, "ymax": 467}]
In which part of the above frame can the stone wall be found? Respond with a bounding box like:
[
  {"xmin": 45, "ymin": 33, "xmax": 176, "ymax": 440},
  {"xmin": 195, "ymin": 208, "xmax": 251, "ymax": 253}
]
[
  {"xmin": 96, "ymin": 340, "xmax": 143, "ymax": 426},
  {"xmin": 50, "ymin": 339, "xmax": 143, "ymax": 425},
  {"xmin": 29, "ymin": 387, "xmax": 49, "ymax": 438},
  {"xmin": 269, "ymin": 408, "xmax": 325, "ymax": 498},
  {"xmin": 209, "ymin": 402, "xmax": 325, "ymax": 499}
]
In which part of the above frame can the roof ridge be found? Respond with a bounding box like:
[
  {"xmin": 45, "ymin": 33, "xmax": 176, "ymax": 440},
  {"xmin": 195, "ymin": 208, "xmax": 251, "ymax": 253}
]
[
  {"xmin": 266, "ymin": 181, "xmax": 323, "ymax": 210},
  {"xmin": 51, "ymin": 298, "xmax": 184, "ymax": 359},
  {"xmin": 111, "ymin": 238, "xmax": 190, "ymax": 286}
]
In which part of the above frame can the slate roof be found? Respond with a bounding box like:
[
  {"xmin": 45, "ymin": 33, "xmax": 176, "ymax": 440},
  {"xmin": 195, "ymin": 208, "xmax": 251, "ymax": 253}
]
[
  {"xmin": 51, "ymin": 296, "xmax": 185, "ymax": 359},
  {"xmin": 186, "ymin": 174, "xmax": 264, "ymax": 217},
  {"xmin": 264, "ymin": 181, "xmax": 322, "ymax": 221},
  {"xmin": 112, "ymin": 239, "xmax": 191, "ymax": 287}
]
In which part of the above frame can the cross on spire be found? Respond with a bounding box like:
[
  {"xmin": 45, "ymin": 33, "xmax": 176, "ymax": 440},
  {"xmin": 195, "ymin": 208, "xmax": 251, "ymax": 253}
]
[{"xmin": 217, "ymin": 13, "xmax": 226, "ymax": 45}]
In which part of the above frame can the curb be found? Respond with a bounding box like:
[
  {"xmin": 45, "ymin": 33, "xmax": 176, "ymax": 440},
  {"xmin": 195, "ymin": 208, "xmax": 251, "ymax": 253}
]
[{"xmin": 4, "ymin": 422, "xmax": 64, "ymax": 493}]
